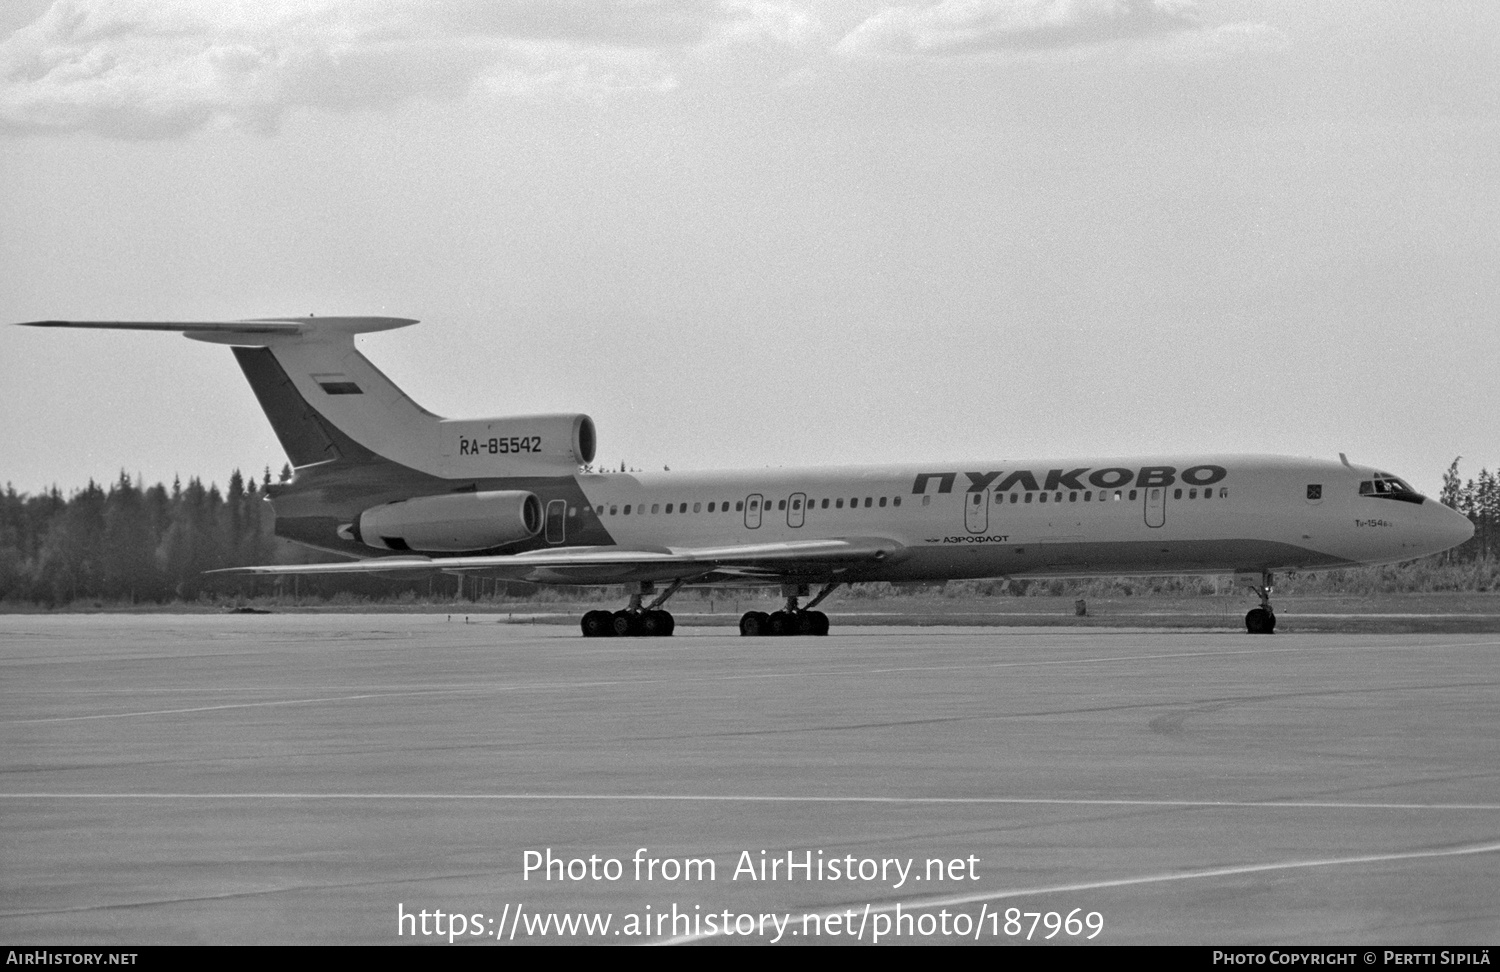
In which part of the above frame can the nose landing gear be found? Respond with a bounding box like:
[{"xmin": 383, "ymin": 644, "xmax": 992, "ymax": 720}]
[
  {"xmin": 1244, "ymin": 572, "xmax": 1277, "ymax": 634},
  {"xmin": 581, "ymin": 580, "xmax": 681, "ymax": 638}
]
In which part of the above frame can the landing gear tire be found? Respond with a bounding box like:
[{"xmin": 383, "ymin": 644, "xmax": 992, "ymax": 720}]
[
  {"xmin": 611, "ymin": 610, "xmax": 639, "ymax": 637},
  {"xmin": 740, "ymin": 611, "xmax": 770, "ymax": 637},
  {"xmin": 809, "ymin": 611, "xmax": 829, "ymax": 636},
  {"xmin": 639, "ymin": 610, "xmax": 674, "ymax": 637},
  {"xmin": 1245, "ymin": 608, "xmax": 1276, "ymax": 635},
  {"xmin": 581, "ymin": 610, "xmax": 614, "ymax": 638},
  {"xmin": 767, "ymin": 611, "xmax": 794, "ymax": 636}
]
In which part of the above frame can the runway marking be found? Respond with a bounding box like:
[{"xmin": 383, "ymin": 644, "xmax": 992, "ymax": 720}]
[
  {"xmin": 0, "ymin": 690, "xmax": 467, "ymax": 724},
  {"xmin": 654, "ymin": 837, "xmax": 1500, "ymax": 945},
  {"xmin": 6, "ymin": 639, "xmax": 1496, "ymax": 725},
  {"xmin": 0, "ymin": 869, "xmax": 505, "ymax": 920},
  {"xmin": 3, "ymin": 792, "xmax": 1499, "ymax": 811}
]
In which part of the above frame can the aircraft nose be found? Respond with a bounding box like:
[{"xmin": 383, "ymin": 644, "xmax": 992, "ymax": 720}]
[{"xmin": 1424, "ymin": 501, "xmax": 1474, "ymax": 554}]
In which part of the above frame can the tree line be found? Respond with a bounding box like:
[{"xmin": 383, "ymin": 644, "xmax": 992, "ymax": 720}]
[
  {"xmin": 1, "ymin": 458, "xmax": 1496, "ymax": 606},
  {"xmin": 1440, "ymin": 458, "xmax": 1499, "ymax": 564}
]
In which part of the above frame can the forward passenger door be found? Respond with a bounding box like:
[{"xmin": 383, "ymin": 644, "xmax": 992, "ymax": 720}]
[{"xmin": 964, "ymin": 491, "xmax": 989, "ymax": 534}]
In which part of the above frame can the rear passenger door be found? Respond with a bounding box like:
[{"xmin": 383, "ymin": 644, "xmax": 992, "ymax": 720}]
[{"xmin": 1144, "ymin": 487, "xmax": 1166, "ymax": 528}]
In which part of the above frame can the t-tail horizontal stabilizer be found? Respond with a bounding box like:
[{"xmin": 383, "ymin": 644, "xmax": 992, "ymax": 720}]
[{"xmin": 15, "ymin": 317, "xmax": 418, "ymax": 346}]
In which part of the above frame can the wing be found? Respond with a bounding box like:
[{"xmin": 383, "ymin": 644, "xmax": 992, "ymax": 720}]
[{"xmin": 210, "ymin": 537, "xmax": 905, "ymax": 585}]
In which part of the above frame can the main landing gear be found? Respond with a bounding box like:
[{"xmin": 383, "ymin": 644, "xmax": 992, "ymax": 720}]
[
  {"xmin": 1244, "ymin": 571, "xmax": 1277, "ymax": 635},
  {"xmin": 740, "ymin": 583, "xmax": 837, "ymax": 637},
  {"xmin": 581, "ymin": 580, "xmax": 681, "ymax": 638}
]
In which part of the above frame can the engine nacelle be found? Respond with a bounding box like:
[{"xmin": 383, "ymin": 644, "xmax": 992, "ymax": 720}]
[
  {"xmin": 348, "ymin": 490, "xmax": 542, "ymax": 553},
  {"xmin": 438, "ymin": 413, "xmax": 596, "ymax": 475}
]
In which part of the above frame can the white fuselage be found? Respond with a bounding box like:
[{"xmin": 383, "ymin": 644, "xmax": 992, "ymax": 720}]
[{"xmin": 558, "ymin": 454, "xmax": 1470, "ymax": 583}]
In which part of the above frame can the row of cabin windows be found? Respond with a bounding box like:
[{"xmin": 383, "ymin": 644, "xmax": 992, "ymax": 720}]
[
  {"xmin": 973, "ymin": 487, "xmax": 1229, "ymax": 505},
  {"xmin": 595, "ymin": 496, "xmax": 903, "ymax": 517},
  {"xmin": 593, "ymin": 488, "xmax": 1233, "ymax": 517}
]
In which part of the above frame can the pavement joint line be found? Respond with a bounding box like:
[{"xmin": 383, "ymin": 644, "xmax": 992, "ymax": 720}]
[
  {"xmin": 4, "ymin": 793, "xmax": 1499, "ymax": 811},
  {"xmin": 654, "ymin": 838, "xmax": 1500, "ymax": 945}
]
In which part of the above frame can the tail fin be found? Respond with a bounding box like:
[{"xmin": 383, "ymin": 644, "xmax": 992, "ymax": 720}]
[
  {"xmin": 17, "ymin": 317, "xmax": 595, "ymax": 479},
  {"xmin": 20, "ymin": 317, "xmax": 436, "ymax": 472}
]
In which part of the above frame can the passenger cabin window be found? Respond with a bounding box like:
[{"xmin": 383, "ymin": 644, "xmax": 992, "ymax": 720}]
[
  {"xmin": 921, "ymin": 496, "xmax": 930, "ymax": 507},
  {"xmin": 879, "ymin": 497, "xmax": 887, "ymax": 508},
  {"xmin": 893, "ymin": 496, "xmax": 901, "ymax": 507}
]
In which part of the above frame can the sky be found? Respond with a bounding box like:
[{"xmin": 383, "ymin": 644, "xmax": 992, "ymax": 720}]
[{"xmin": 2, "ymin": 0, "xmax": 1497, "ymax": 499}]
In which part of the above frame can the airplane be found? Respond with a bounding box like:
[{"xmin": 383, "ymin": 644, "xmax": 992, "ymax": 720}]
[{"xmin": 18, "ymin": 316, "xmax": 1474, "ymax": 636}]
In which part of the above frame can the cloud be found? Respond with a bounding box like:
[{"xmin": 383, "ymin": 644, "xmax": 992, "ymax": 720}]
[
  {"xmin": 0, "ymin": 0, "xmax": 1284, "ymax": 137},
  {"xmin": 1171, "ymin": 21, "xmax": 1289, "ymax": 59},
  {"xmin": 0, "ymin": 0, "xmax": 763, "ymax": 137},
  {"xmin": 834, "ymin": 0, "xmax": 1200, "ymax": 60}
]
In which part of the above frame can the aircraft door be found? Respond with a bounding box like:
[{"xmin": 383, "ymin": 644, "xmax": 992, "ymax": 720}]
[
  {"xmin": 964, "ymin": 490, "xmax": 989, "ymax": 534},
  {"xmin": 788, "ymin": 492, "xmax": 806, "ymax": 528},
  {"xmin": 744, "ymin": 494, "xmax": 763, "ymax": 529},
  {"xmin": 545, "ymin": 499, "xmax": 567, "ymax": 543},
  {"xmin": 1144, "ymin": 487, "xmax": 1166, "ymax": 528}
]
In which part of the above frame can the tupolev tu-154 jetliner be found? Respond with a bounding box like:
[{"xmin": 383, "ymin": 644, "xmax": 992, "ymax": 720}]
[{"xmin": 20, "ymin": 316, "xmax": 1474, "ymax": 636}]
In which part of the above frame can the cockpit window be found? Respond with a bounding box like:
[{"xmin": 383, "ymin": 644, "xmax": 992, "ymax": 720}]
[{"xmin": 1358, "ymin": 476, "xmax": 1423, "ymax": 504}]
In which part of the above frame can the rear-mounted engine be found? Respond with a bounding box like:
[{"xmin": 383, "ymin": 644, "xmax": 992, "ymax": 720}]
[{"xmin": 341, "ymin": 490, "xmax": 542, "ymax": 553}]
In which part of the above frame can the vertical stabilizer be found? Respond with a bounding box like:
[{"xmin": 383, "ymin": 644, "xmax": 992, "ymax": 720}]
[{"xmin": 17, "ymin": 317, "xmax": 592, "ymax": 479}]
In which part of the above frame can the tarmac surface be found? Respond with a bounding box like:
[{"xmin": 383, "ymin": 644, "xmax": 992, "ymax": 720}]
[{"xmin": 2, "ymin": 614, "xmax": 1498, "ymax": 945}]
